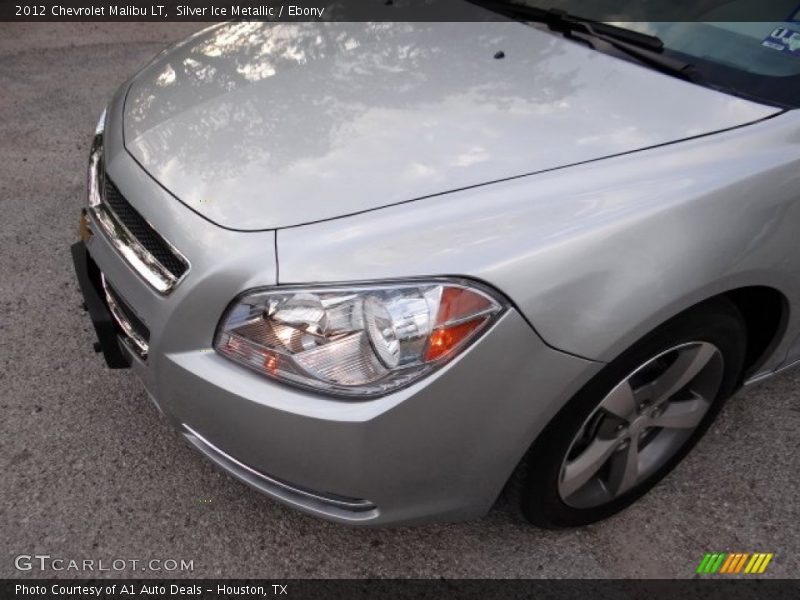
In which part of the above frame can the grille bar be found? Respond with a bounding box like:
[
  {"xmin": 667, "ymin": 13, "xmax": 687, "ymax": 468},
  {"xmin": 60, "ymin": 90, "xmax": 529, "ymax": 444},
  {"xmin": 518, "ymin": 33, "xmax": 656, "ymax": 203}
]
[
  {"xmin": 101, "ymin": 274, "xmax": 150, "ymax": 359},
  {"xmin": 89, "ymin": 174, "xmax": 189, "ymax": 294},
  {"xmin": 103, "ymin": 179, "xmax": 188, "ymax": 280}
]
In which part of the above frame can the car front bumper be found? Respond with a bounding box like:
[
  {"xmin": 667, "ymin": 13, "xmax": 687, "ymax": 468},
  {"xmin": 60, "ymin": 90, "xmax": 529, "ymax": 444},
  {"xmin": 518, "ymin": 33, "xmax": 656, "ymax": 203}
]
[
  {"xmin": 72, "ymin": 138, "xmax": 601, "ymax": 525},
  {"xmin": 74, "ymin": 238, "xmax": 600, "ymax": 524}
]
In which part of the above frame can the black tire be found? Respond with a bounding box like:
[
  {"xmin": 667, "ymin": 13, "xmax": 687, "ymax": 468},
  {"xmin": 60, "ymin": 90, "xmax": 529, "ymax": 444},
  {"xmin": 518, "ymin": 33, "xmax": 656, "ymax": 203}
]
[{"xmin": 506, "ymin": 298, "xmax": 747, "ymax": 528}]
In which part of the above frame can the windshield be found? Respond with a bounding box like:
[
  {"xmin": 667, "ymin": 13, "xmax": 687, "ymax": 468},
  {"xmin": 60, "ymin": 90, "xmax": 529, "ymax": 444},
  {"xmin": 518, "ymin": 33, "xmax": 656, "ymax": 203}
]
[
  {"xmin": 489, "ymin": 1, "xmax": 800, "ymax": 107},
  {"xmin": 611, "ymin": 21, "xmax": 800, "ymax": 107}
]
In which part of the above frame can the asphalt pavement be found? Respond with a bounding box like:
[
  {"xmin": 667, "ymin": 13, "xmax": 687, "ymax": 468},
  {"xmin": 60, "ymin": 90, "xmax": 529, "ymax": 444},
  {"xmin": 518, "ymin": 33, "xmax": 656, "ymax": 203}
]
[{"xmin": 0, "ymin": 23, "xmax": 798, "ymax": 579}]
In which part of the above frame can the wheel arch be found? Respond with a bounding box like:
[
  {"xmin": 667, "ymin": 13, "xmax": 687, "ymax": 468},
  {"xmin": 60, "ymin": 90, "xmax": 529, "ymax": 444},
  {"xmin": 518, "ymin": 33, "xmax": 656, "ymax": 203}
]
[
  {"xmin": 720, "ymin": 285, "xmax": 789, "ymax": 380},
  {"xmin": 562, "ymin": 277, "xmax": 793, "ymax": 382},
  {"xmin": 501, "ymin": 284, "xmax": 789, "ymax": 511}
]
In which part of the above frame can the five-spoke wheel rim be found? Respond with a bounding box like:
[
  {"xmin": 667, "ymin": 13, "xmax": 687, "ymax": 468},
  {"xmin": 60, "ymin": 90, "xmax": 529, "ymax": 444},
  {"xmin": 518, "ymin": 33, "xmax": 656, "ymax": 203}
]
[{"xmin": 558, "ymin": 341, "xmax": 724, "ymax": 509}]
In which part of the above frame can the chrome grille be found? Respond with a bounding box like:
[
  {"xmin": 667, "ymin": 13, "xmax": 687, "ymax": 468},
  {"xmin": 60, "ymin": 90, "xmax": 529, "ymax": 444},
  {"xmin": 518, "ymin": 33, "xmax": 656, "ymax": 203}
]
[
  {"xmin": 89, "ymin": 173, "xmax": 189, "ymax": 294},
  {"xmin": 104, "ymin": 179, "xmax": 187, "ymax": 280}
]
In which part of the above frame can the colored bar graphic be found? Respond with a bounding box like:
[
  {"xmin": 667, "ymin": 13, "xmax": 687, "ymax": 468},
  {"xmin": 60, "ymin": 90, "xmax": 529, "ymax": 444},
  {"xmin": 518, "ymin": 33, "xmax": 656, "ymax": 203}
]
[
  {"xmin": 696, "ymin": 554, "xmax": 711, "ymax": 574},
  {"xmin": 719, "ymin": 554, "xmax": 736, "ymax": 574},
  {"xmin": 734, "ymin": 553, "xmax": 749, "ymax": 573},
  {"xmin": 706, "ymin": 553, "xmax": 719, "ymax": 574},
  {"xmin": 758, "ymin": 554, "xmax": 773, "ymax": 573},
  {"xmin": 699, "ymin": 552, "xmax": 773, "ymax": 575},
  {"xmin": 745, "ymin": 554, "xmax": 761, "ymax": 574},
  {"xmin": 720, "ymin": 553, "xmax": 740, "ymax": 574},
  {"xmin": 711, "ymin": 553, "xmax": 726, "ymax": 573}
]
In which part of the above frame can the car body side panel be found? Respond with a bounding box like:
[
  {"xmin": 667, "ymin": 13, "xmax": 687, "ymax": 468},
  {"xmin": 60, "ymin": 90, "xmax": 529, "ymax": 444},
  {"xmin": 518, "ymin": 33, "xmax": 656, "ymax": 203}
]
[
  {"xmin": 783, "ymin": 330, "xmax": 800, "ymax": 366},
  {"xmin": 277, "ymin": 110, "xmax": 800, "ymax": 377}
]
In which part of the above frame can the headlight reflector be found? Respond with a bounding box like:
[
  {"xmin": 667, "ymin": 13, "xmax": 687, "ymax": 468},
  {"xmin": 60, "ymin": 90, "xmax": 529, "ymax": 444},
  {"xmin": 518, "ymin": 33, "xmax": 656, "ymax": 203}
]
[{"xmin": 215, "ymin": 280, "xmax": 505, "ymax": 397}]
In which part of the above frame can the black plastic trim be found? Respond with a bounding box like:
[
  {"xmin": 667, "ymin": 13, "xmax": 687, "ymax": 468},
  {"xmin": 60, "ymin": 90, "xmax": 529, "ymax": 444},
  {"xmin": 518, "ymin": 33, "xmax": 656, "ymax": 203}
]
[{"xmin": 71, "ymin": 241, "xmax": 131, "ymax": 369}]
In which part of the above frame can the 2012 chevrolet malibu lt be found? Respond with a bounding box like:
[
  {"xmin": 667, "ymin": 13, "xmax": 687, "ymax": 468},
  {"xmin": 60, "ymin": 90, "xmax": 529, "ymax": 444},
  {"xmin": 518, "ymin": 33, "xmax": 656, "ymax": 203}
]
[{"xmin": 72, "ymin": 8, "xmax": 800, "ymax": 527}]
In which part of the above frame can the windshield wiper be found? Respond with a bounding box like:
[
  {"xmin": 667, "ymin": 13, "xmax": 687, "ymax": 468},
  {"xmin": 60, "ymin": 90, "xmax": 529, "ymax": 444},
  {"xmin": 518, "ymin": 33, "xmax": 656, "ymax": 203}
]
[{"xmin": 469, "ymin": 1, "xmax": 704, "ymax": 83}]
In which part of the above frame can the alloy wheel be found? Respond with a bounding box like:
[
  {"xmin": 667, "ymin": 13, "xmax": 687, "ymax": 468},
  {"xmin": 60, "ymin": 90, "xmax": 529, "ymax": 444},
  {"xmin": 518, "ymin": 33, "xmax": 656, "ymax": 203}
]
[{"xmin": 558, "ymin": 341, "xmax": 724, "ymax": 509}]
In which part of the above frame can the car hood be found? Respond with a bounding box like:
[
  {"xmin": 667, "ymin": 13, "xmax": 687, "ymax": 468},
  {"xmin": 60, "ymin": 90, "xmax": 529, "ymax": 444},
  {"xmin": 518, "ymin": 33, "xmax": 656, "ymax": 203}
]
[{"xmin": 124, "ymin": 21, "xmax": 778, "ymax": 231}]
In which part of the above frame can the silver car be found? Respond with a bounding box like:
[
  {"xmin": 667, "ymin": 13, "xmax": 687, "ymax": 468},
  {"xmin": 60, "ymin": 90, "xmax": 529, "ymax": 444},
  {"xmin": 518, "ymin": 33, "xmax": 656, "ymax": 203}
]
[{"xmin": 72, "ymin": 13, "xmax": 800, "ymax": 527}]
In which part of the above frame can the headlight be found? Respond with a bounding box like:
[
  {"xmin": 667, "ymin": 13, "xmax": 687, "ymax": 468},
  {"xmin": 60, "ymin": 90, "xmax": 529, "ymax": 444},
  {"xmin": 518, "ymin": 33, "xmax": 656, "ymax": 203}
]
[
  {"xmin": 214, "ymin": 279, "xmax": 506, "ymax": 397},
  {"xmin": 87, "ymin": 108, "xmax": 106, "ymax": 207}
]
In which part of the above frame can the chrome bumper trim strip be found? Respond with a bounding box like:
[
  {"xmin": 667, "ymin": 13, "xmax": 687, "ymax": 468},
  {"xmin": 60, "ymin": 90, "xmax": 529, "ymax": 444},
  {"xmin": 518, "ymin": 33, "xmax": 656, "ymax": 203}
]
[
  {"xmin": 182, "ymin": 425, "xmax": 379, "ymax": 520},
  {"xmin": 101, "ymin": 274, "xmax": 149, "ymax": 360}
]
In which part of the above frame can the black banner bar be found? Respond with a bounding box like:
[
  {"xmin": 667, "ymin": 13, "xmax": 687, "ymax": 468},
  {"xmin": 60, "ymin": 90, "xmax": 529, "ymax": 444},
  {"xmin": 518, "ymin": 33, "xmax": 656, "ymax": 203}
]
[
  {"xmin": 3, "ymin": 579, "xmax": 800, "ymax": 600},
  {"xmin": 1, "ymin": 0, "xmax": 799, "ymax": 22}
]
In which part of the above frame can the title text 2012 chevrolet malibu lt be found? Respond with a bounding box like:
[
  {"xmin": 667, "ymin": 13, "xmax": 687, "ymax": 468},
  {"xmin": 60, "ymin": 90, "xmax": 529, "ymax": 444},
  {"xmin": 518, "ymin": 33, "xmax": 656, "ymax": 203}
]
[{"xmin": 72, "ymin": 12, "xmax": 800, "ymax": 527}]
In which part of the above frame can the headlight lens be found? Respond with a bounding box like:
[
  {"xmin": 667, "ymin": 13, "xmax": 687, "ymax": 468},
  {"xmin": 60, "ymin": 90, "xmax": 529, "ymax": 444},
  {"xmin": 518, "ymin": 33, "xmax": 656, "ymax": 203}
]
[{"xmin": 214, "ymin": 280, "xmax": 505, "ymax": 397}]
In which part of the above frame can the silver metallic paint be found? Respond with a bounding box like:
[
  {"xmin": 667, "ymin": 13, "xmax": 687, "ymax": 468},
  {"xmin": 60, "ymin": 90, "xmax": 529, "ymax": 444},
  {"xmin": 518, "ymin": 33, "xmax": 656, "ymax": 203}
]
[
  {"xmin": 156, "ymin": 310, "xmax": 600, "ymax": 524},
  {"xmin": 82, "ymin": 21, "xmax": 800, "ymax": 524},
  {"xmin": 123, "ymin": 21, "xmax": 777, "ymax": 230},
  {"xmin": 183, "ymin": 425, "xmax": 380, "ymax": 520},
  {"xmin": 278, "ymin": 110, "xmax": 800, "ymax": 376}
]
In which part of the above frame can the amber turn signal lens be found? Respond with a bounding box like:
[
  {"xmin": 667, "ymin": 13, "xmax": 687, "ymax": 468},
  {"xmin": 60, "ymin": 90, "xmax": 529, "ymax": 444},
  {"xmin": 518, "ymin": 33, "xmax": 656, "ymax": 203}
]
[
  {"xmin": 435, "ymin": 286, "xmax": 494, "ymax": 325},
  {"xmin": 425, "ymin": 319, "xmax": 485, "ymax": 361}
]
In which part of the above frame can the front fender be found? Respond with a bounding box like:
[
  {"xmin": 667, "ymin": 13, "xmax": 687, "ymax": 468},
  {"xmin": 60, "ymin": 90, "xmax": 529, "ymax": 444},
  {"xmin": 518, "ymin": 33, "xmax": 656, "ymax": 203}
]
[{"xmin": 277, "ymin": 111, "xmax": 800, "ymax": 374}]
